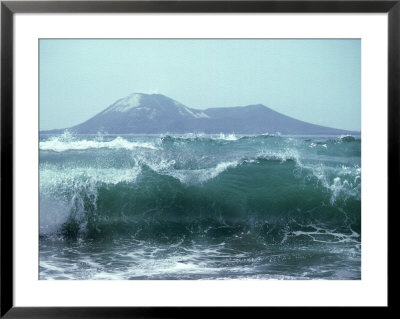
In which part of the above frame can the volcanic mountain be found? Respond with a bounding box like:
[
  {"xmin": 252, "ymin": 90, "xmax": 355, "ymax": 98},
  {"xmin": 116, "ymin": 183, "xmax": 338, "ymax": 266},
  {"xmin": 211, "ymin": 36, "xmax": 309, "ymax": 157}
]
[{"xmin": 42, "ymin": 93, "xmax": 358, "ymax": 135}]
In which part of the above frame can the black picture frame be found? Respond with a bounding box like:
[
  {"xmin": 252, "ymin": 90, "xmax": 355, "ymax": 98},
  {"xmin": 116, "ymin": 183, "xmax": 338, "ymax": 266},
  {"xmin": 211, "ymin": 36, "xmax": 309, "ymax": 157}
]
[{"xmin": 1, "ymin": 0, "xmax": 396, "ymax": 317}]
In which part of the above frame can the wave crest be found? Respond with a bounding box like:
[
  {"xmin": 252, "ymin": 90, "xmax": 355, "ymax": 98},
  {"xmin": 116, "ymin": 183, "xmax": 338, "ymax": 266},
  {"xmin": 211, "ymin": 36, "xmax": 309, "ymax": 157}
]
[{"xmin": 40, "ymin": 134, "xmax": 158, "ymax": 152}]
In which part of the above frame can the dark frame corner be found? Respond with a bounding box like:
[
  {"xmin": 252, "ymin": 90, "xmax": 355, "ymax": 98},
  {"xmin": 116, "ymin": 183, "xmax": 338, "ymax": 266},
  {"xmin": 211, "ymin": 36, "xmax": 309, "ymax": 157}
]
[{"xmin": 1, "ymin": 1, "xmax": 397, "ymax": 318}]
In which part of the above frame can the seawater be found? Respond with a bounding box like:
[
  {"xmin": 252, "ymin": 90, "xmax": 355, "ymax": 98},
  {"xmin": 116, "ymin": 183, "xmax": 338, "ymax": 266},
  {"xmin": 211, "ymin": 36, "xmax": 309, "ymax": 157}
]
[{"xmin": 39, "ymin": 132, "xmax": 361, "ymax": 280}]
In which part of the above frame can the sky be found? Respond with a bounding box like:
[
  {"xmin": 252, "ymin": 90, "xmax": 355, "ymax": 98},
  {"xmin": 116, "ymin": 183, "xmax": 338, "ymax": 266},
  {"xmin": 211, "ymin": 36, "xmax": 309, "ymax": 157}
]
[{"xmin": 40, "ymin": 39, "xmax": 361, "ymax": 131}]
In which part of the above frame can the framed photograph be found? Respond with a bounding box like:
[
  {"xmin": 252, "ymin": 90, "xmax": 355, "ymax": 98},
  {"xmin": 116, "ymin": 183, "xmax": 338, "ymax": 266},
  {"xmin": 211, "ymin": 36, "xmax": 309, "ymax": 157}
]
[{"xmin": 1, "ymin": 0, "xmax": 396, "ymax": 316}]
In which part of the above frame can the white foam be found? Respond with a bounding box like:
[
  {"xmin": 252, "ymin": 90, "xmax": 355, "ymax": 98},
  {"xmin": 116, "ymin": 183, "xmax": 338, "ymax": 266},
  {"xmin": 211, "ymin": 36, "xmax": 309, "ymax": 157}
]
[
  {"xmin": 285, "ymin": 224, "xmax": 361, "ymax": 245},
  {"xmin": 39, "ymin": 165, "xmax": 142, "ymax": 235},
  {"xmin": 40, "ymin": 165, "xmax": 142, "ymax": 189},
  {"xmin": 307, "ymin": 164, "xmax": 361, "ymax": 204},
  {"xmin": 168, "ymin": 161, "xmax": 239, "ymax": 184},
  {"xmin": 216, "ymin": 133, "xmax": 238, "ymax": 141},
  {"xmin": 40, "ymin": 136, "xmax": 158, "ymax": 152}
]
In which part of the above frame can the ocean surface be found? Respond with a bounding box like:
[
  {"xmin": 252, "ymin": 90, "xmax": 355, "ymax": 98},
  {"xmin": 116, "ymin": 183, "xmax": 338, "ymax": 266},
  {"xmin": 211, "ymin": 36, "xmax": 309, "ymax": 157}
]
[{"xmin": 39, "ymin": 132, "xmax": 361, "ymax": 280}]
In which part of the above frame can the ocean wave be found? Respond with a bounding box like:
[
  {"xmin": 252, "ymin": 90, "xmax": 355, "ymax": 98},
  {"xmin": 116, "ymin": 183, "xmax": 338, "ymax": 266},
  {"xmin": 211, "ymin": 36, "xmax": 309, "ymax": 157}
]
[
  {"xmin": 39, "ymin": 132, "xmax": 361, "ymax": 242},
  {"xmin": 40, "ymin": 131, "xmax": 360, "ymax": 155},
  {"xmin": 40, "ymin": 135, "xmax": 158, "ymax": 152},
  {"xmin": 40, "ymin": 158, "xmax": 361, "ymax": 240},
  {"xmin": 161, "ymin": 132, "xmax": 239, "ymax": 141},
  {"xmin": 40, "ymin": 153, "xmax": 360, "ymax": 201}
]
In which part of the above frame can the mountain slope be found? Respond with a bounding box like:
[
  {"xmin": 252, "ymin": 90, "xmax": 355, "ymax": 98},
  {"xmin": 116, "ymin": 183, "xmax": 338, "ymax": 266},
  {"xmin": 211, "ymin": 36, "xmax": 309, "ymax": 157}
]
[{"xmin": 41, "ymin": 93, "xmax": 358, "ymax": 135}]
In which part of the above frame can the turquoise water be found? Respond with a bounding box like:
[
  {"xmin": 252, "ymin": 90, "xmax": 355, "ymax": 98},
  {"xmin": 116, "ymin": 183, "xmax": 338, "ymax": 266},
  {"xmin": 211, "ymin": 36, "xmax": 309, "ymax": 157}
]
[{"xmin": 39, "ymin": 133, "xmax": 361, "ymax": 280}]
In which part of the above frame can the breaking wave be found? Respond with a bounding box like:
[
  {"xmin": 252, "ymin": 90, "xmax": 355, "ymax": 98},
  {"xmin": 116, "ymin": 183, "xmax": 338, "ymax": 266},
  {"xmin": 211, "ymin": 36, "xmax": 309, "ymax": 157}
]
[{"xmin": 39, "ymin": 133, "xmax": 361, "ymax": 243}]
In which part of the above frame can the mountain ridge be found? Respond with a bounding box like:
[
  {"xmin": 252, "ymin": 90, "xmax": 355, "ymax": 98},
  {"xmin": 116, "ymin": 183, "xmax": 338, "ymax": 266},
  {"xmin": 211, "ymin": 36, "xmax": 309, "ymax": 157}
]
[{"xmin": 41, "ymin": 93, "xmax": 359, "ymax": 135}]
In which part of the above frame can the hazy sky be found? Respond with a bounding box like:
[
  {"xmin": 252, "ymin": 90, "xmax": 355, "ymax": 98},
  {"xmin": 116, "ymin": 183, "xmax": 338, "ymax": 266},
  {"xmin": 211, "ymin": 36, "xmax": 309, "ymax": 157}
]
[{"xmin": 40, "ymin": 39, "xmax": 360, "ymax": 131}]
